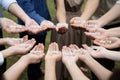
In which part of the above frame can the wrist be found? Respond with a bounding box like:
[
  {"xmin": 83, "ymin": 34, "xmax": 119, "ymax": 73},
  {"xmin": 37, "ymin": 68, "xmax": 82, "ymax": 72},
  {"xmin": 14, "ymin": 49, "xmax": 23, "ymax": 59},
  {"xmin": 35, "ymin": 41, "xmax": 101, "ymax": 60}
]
[
  {"xmin": 83, "ymin": 56, "xmax": 93, "ymax": 64},
  {"xmin": 64, "ymin": 60, "xmax": 77, "ymax": 68},
  {"xmin": 97, "ymin": 18, "xmax": 107, "ymax": 27},
  {"xmin": 19, "ymin": 56, "xmax": 30, "ymax": 66},
  {"xmin": 45, "ymin": 57, "xmax": 56, "ymax": 63},
  {"xmin": 63, "ymin": 59, "xmax": 76, "ymax": 66},
  {"xmin": 1, "ymin": 47, "xmax": 15, "ymax": 58},
  {"xmin": 20, "ymin": 55, "xmax": 31, "ymax": 65}
]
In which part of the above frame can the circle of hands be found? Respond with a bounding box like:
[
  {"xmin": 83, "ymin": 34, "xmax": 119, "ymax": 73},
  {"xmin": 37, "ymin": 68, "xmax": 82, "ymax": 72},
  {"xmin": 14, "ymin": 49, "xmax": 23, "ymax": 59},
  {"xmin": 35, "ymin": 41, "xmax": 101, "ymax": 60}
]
[
  {"xmin": 5, "ymin": 34, "xmax": 112, "ymax": 64},
  {"xmin": 2, "ymin": 17, "xmax": 120, "ymax": 51}
]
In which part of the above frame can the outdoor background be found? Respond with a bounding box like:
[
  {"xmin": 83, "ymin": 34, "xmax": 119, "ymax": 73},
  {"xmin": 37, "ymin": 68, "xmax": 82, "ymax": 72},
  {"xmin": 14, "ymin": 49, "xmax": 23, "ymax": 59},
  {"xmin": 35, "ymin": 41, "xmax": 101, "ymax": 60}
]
[{"xmin": 0, "ymin": 0, "xmax": 120, "ymax": 80}]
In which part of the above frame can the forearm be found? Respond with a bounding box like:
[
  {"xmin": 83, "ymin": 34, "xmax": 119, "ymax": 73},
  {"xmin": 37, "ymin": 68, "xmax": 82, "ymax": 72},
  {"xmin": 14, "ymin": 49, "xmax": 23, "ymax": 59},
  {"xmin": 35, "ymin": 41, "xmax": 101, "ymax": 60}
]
[
  {"xmin": 80, "ymin": 0, "xmax": 99, "ymax": 20},
  {"xmin": 45, "ymin": 59, "xmax": 56, "ymax": 80},
  {"xmin": 56, "ymin": 0, "xmax": 66, "ymax": 23},
  {"xmin": 56, "ymin": 10, "xmax": 66, "ymax": 23},
  {"xmin": 98, "ymin": 4, "xmax": 120, "ymax": 27},
  {"xmin": 0, "ymin": 38, "xmax": 7, "ymax": 45},
  {"xmin": 3, "ymin": 57, "xmax": 29, "ymax": 80},
  {"xmin": 0, "ymin": 47, "xmax": 15, "ymax": 58},
  {"xmin": 84, "ymin": 57, "xmax": 112, "ymax": 80},
  {"xmin": 64, "ymin": 62, "xmax": 89, "ymax": 80},
  {"xmin": 103, "ymin": 50, "xmax": 120, "ymax": 61},
  {"xmin": 107, "ymin": 27, "xmax": 120, "ymax": 37},
  {"xmin": 8, "ymin": 3, "xmax": 30, "ymax": 23}
]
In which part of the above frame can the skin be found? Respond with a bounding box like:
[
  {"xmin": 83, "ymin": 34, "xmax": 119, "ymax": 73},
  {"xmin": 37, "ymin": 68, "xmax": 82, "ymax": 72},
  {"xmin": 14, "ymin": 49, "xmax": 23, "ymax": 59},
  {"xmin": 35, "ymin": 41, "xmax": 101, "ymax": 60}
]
[
  {"xmin": 86, "ymin": 4, "xmax": 120, "ymax": 32},
  {"xmin": 1, "ymin": 38, "xmax": 36, "ymax": 58},
  {"xmin": 94, "ymin": 37, "xmax": 120, "ymax": 49},
  {"xmin": 0, "ymin": 35, "xmax": 28, "ymax": 46},
  {"xmin": 2, "ymin": 43, "xmax": 45, "ymax": 80},
  {"xmin": 70, "ymin": 0, "xmax": 99, "ymax": 28},
  {"xmin": 0, "ymin": 18, "xmax": 27, "ymax": 34},
  {"xmin": 78, "ymin": 44, "xmax": 112, "ymax": 80},
  {"xmin": 83, "ymin": 44, "xmax": 120, "ymax": 61},
  {"xmin": 45, "ymin": 42, "xmax": 62, "ymax": 80},
  {"xmin": 62, "ymin": 45, "xmax": 89, "ymax": 80}
]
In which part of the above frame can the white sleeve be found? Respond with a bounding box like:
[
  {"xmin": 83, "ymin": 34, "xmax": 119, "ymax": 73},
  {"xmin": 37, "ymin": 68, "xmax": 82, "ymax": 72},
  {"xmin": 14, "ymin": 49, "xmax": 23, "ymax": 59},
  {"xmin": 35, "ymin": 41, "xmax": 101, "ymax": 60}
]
[
  {"xmin": 116, "ymin": 0, "xmax": 120, "ymax": 4},
  {"xmin": 1, "ymin": 0, "xmax": 17, "ymax": 10},
  {"xmin": 0, "ymin": 52, "xmax": 4, "ymax": 66}
]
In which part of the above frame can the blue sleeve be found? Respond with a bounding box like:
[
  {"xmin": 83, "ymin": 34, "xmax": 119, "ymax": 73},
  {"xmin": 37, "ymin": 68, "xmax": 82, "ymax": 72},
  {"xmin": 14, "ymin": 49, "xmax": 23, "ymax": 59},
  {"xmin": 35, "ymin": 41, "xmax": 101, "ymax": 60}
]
[{"xmin": 16, "ymin": 0, "xmax": 45, "ymax": 24}]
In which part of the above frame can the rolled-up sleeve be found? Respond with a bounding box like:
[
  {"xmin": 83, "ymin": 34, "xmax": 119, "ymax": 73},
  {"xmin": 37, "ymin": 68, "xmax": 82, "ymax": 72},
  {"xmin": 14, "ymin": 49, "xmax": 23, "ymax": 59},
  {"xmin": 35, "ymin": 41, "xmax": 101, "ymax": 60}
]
[
  {"xmin": 1, "ymin": 0, "xmax": 17, "ymax": 10},
  {"xmin": 17, "ymin": 0, "xmax": 45, "ymax": 24},
  {"xmin": 116, "ymin": 0, "xmax": 120, "ymax": 4},
  {"xmin": 0, "ymin": 52, "xmax": 4, "ymax": 66}
]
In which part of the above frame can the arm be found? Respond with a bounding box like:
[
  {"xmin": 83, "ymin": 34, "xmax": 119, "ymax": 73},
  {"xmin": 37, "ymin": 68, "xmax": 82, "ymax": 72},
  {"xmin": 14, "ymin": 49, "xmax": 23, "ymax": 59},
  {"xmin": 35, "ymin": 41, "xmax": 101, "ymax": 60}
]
[
  {"xmin": 77, "ymin": 45, "xmax": 113, "ymax": 80},
  {"xmin": 70, "ymin": 0, "xmax": 99, "ymax": 28},
  {"xmin": 16, "ymin": 0, "xmax": 45, "ymax": 24},
  {"xmin": 2, "ymin": 56, "xmax": 29, "ymax": 80},
  {"xmin": 97, "ymin": 4, "xmax": 120, "ymax": 27},
  {"xmin": 0, "ymin": 38, "xmax": 7, "ymax": 45},
  {"xmin": 83, "ymin": 55, "xmax": 112, "ymax": 80},
  {"xmin": 45, "ymin": 59, "xmax": 56, "ymax": 80},
  {"xmin": 45, "ymin": 42, "xmax": 62, "ymax": 80},
  {"xmin": 107, "ymin": 27, "xmax": 120, "ymax": 37},
  {"xmin": 103, "ymin": 50, "xmax": 120, "ymax": 61},
  {"xmin": 1, "ymin": 0, "xmax": 37, "ymax": 26},
  {"xmin": 64, "ymin": 61, "xmax": 89, "ymax": 80},
  {"xmin": 2, "ymin": 44, "xmax": 44, "ymax": 80},
  {"xmin": 0, "ymin": 39, "xmax": 36, "ymax": 58},
  {"xmin": 80, "ymin": 0, "xmax": 100, "ymax": 20},
  {"xmin": 8, "ymin": 3, "xmax": 31, "ymax": 24},
  {"xmin": 56, "ymin": 0, "xmax": 66, "ymax": 23},
  {"xmin": 62, "ymin": 45, "xmax": 89, "ymax": 80}
]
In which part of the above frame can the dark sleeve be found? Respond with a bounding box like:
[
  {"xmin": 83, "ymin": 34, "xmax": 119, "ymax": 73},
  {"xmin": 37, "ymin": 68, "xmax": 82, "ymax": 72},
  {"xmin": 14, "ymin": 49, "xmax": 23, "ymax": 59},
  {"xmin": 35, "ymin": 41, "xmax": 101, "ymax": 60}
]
[{"xmin": 16, "ymin": 0, "xmax": 45, "ymax": 24}]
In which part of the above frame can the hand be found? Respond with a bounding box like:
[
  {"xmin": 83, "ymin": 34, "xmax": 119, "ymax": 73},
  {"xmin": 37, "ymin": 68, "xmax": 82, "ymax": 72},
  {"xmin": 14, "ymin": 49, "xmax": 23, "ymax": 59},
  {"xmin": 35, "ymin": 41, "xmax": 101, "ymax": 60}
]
[
  {"xmin": 28, "ymin": 25, "xmax": 47, "ymax": 34},
  {"xmin": 0, "ymin": 18, "xmax": 26, "ymax": 33},
  {"xmin": 5, "ymin": 35, "xmax": 28, "ymax": 46},
  {"xmin": 45, "ymin": 42, "xmax": 62, "ymax": 62},
  {"xmin": 85, "ymin": 20, "xmax": 102, "ymax": 32},
  {"xmin": 22, "ymin": 43, "xmax": 45, "ymax": 64},
  {"xmin": 94, "ymin": 37, "xmax": 120, "ymax": 49},
  {"xmin": 85, "ymin": 28, "xmax": 108, "ymax": 39},
  {"xmin": 9, "ymin": 38, "xmax": 36, "ymax": 55},
  {"xmin": 25, "ymin": 19, "xmax": 47, "ymax": 34},
  {"xmin": 40, "ymin": 20, "xmax": 55, "ymax": 30},
  {"xmin": 70, "ymin": 17, "xmax": 86, "ymax": 29},
  {"xmin": 56, "ymin": 23, "xmax": 68, "ymax": 34},
  {"xmin": 62, "ymin": 45, "xmax": 79, "ymax": 64},
  {"xmin": 82, "ymin": 44, "xmax": 110, "ymax": 58}
]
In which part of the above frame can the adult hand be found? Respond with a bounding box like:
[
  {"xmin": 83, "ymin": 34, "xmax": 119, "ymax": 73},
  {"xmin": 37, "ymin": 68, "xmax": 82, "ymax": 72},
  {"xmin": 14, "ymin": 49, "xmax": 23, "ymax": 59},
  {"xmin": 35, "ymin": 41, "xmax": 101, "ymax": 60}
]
[
  {"xmin": 5, "ymin": 35, "xmax": 28, "ymax": 46},
  {"xmin": 82, "ymin": 44, "xmax": 110, "ymax": 59},
  {"xmin": 45, "ymin": 42, "xmax": 62, "ymax": 62},
  {"xmin": 85, "ymin": 20, "xmax": 103, "ymax": 32},
  {"xmin": 85, "ymin": 28, "xmax": 108, "ymax": 39},
  {"xmin": 62, "ymin": 45, "xmax": 79, "ymax": 64},
  {"xmin": 94, "ymin": 37, "xmax": 120, "ymax": 49},
  {"xmin": 9, "ymin": 38, "xmax": 36, "ymax": 55},
  {"xmin": 40, "ymin": 20, "xmax": 56, "ymax": 30},
  {"xmin": 22, "ymin": 43, "xmax": 45, "ymax": 64},
  {"xmin": 56, "ymin": 23, "xmax": 68, "ymax": 34},
  {"xmin": 0, "ymin": 18, "xmax": 27, "ymax": 33},
  {"xmin": 70, "ymin": 17, "xmax": 86, "ymax": 29}
]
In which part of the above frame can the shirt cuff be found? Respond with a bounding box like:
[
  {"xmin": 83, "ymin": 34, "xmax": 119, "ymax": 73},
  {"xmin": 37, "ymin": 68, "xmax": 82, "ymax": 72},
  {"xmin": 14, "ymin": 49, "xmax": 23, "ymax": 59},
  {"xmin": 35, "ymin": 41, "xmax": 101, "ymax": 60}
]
[
  {"xmin": 1, "ymin": 0, "xmax": 17, "ymax": 10},
  {"xmin": 0, "ymin": 52, "xmax": 4, "ymax": 66},
  {"xmin": 116, "ymin": 0, "xmax": 120, "ymax": 4}
]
